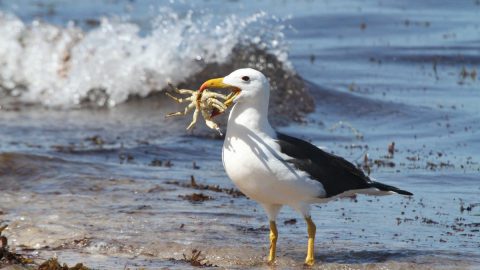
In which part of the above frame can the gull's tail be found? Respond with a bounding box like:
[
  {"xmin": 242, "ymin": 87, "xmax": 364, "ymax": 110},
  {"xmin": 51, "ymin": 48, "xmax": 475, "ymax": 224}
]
[{"xmin": 369, "ymin": 181, "xmax": 413, "ymax": 196}]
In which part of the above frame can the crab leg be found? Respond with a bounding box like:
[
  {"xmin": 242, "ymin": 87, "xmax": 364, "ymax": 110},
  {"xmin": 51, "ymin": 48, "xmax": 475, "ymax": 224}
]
[
  {"xmin": 201, "ymin": 92, "xmax": 229, "ymax": 100},
  {"xmin": 168, "ymin": 83, "xmax": 195, "ymax": 94},
  {"xmin": 166, "ymin": 102, "xmax": 196, "ymax": 117},
  {"xmin": 176, "ymin": 89, "xmax": 196, "ymax": 95},
  {"xmin": 165, "ymin": 92, "xmax": 194, "ymax": 104},
  {"xmin": 205, "ymin": 98, "xmax": 228, "ymax": 111},
  {"xmin": 208, "ymin": 102, "xmax": 227, "ymax": 113},
  {"xmin": 186, "ymin": 103, "xmax": 201, "ymax": 130},
  {"xmin": 200, "ymin": 107, "xmax": 222, "ymax": 135}
]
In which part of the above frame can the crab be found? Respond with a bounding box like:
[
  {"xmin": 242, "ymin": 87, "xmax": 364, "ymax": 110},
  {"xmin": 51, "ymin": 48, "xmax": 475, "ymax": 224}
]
[{"xmin": 165, "ymin": 83, "xmax": 235, "ymax": 135}]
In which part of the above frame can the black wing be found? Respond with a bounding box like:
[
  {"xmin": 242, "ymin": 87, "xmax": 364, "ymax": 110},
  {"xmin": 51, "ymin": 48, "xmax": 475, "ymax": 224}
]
[
  {"xmin": 276, "ymin": 132, "xmax": 412, "ymax": 197},
  {"xmin": 276, "ymin": 132, "xmax": 372, "ymax": 197}
]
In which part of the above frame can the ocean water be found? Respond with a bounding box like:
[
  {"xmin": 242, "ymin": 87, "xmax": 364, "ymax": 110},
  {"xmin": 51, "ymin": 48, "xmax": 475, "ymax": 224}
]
[{"xmin": 0, "ymin": 0, "xmax": 479, "ymax": 269}]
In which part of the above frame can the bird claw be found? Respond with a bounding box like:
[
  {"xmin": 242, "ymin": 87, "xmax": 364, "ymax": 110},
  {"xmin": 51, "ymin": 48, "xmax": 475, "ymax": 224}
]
[{"xmin": 304, "ymin": 259, "xmax": 315, "ymax": 267}]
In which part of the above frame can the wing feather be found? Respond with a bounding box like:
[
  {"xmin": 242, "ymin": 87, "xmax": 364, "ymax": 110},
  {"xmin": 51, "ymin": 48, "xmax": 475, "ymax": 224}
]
[{"xmin": 276, "ymin": 132, "xmax": 372, "ymax": 197}]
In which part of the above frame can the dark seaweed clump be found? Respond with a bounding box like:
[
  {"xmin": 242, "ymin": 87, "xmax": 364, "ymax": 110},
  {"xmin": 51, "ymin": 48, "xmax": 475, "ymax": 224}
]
[
  {"xmin": 166, "ymin": 175, "xmax": 245, "ymax": 198},
  {"xmin": 37, "ymin": 258, "xmax": 89, "ymax": 270},
  {"xmin": 178, "ymin": 193, "xmax": 212, "ymax": 202},
  {"xmin": 1, "ymin": 224, "xmax": 90, "ymax": 270},
  {"xmin": 178, "ymin": 249, "xmax": 216, "ymax": 267},
  {"xmin": 0, "ymin": 225, "xmax": 34, "ymax": 267}
]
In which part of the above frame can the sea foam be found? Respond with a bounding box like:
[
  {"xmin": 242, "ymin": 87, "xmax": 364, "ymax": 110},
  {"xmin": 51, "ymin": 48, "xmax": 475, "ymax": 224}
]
[{"xmin": 0, "ymin": 10, "xmax": 290, "ymax": 107}]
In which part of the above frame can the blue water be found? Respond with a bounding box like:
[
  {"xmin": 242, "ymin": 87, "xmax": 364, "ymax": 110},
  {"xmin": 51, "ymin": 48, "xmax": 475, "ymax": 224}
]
[{"xmin": 0, "ymin": 1, "xmax": 479, "ymax": 269}]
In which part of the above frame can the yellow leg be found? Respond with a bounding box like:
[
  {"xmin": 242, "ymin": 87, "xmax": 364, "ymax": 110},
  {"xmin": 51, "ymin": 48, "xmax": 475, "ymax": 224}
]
[
  {"xmin": 268, "ymin": 221, "xmax": 278, "ymax": 264},
  {"xmin": 304, "ymin": 216, "xmax": 316, "ymax": 266}
]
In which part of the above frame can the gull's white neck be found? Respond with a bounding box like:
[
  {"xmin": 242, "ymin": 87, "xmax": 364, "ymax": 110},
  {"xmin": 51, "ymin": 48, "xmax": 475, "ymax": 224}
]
[{"xmin": 226, "ymin": 93, "xmax": 274, "ymax": 136}]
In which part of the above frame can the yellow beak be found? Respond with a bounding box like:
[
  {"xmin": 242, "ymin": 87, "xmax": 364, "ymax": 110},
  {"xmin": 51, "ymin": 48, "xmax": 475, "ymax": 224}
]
[
  {"xmin": 199, "ymin": 77, "xmax": 241, "ymax": 108},
  {"xmin": 199, "ymin": 77, "xmax": 233, "ymax": 91}
]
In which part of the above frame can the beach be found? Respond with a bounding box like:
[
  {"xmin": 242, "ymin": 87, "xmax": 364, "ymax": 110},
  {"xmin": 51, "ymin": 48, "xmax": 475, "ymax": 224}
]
[{"xmin": 0, "ymin": 0, "xmax": 479, "ymax": 269}]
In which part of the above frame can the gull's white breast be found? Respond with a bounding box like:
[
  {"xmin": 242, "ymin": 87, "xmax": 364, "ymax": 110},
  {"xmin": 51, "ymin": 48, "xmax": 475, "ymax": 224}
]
[{"xmin": 222, "ymin": 129, "xmax": 326, "ymax": 205}]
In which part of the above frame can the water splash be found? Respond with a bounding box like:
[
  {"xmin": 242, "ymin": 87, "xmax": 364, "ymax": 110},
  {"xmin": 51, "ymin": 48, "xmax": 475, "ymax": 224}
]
[{"xmin": 0, "ymin": 10, "xmax": 291, "ymax": 107}]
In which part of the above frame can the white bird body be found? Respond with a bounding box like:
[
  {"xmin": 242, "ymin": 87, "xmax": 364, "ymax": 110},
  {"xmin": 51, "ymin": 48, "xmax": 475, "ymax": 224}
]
[{"xmin": 222, "ymin": 101, "xmax": 325, "ymax": 213}]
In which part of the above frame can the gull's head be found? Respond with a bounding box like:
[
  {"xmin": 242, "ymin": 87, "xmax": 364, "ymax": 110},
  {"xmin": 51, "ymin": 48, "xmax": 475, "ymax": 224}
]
[{"xmin": 199, "ymin": 68, "xmax": 269, "ymax": 106}]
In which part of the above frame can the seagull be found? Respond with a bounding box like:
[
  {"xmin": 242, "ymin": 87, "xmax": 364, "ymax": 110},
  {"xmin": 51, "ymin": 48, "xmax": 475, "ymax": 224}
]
[{"xmin": 199, "ymin": 68, "xmax": 412, "ymax": 266}]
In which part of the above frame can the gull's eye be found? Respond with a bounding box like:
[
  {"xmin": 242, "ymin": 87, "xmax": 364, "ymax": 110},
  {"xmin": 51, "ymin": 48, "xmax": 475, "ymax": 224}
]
[{"xmin": 241, "ymin": 76, "xmax": 250, "ymax": 82}]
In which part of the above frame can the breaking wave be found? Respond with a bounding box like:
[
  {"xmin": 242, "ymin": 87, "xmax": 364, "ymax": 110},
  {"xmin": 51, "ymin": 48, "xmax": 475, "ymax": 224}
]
[{"xmin": 0, "ymin": 9, "xmax": 294, "ymax": 108}]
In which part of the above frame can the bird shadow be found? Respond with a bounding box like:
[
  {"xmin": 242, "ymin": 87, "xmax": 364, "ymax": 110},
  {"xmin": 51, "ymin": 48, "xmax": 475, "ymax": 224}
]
[{"xmin": 223, "ymin": 123, "xmax": 300, "ymax": 177}]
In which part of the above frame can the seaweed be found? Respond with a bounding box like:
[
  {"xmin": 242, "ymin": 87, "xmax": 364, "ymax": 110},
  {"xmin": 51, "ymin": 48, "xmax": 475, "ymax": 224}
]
[
  {"xmin": 0, "ymin": 224, "xmax": 34, "ymax": 267},
  {"xmin": 426, "ymin": 161, "xmax": 454, "ymax": 170},
  {"xmin": 178, "ymin": 193, "xmax": 212, "ymax": 202},
  {"xmin": 37, "ymin": 258, "xmax": 89, "ymax": 270},
  {"xmin": 284, "ymin": 218, "xmax": 297, "ymax": 225},
  {"xmin": 234, "ymin": 224, "xmax": 269, "ymax": 234},
  {"xmin": 149, "ymin": 159, "xmax": 173, "ymax": 167},
  {"xmin": 166, "ymin": 176, "xmax": 245, "ymax": 198},
  {"xmin": 181, "ymin": 249, "xmax": 215, "ymax": 267},
  {"xmin": 118, "ymin": 153, "xmax": 135, "ymax": 163},
  {"xmin": 460, "ymin": 201, "xmax": 480, "ymax": 213},
  {"xmin": 192, "ymin": 162, "xmax": 200, "ymax": 170},
  {"xmin": 84, "ymin": 135, "xmax": 104, "ymax": 146},
  {"xmin": 373, "ymin": 159, "xmax": 395, "ymax": 168},
  {"xmin": 1, "ymin": 224, "xmax": 92, "ymax": 270},
  {"xmin": 387, "ymin": 142, "xmax": 395, "ymax": 158},
  {"xmin": 460, "ymin": 66, "xmax": 477, "ymax": 81},
  {"xmin": 149, "ymin": 159, "xmax": 163, "ymax": 167}
]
